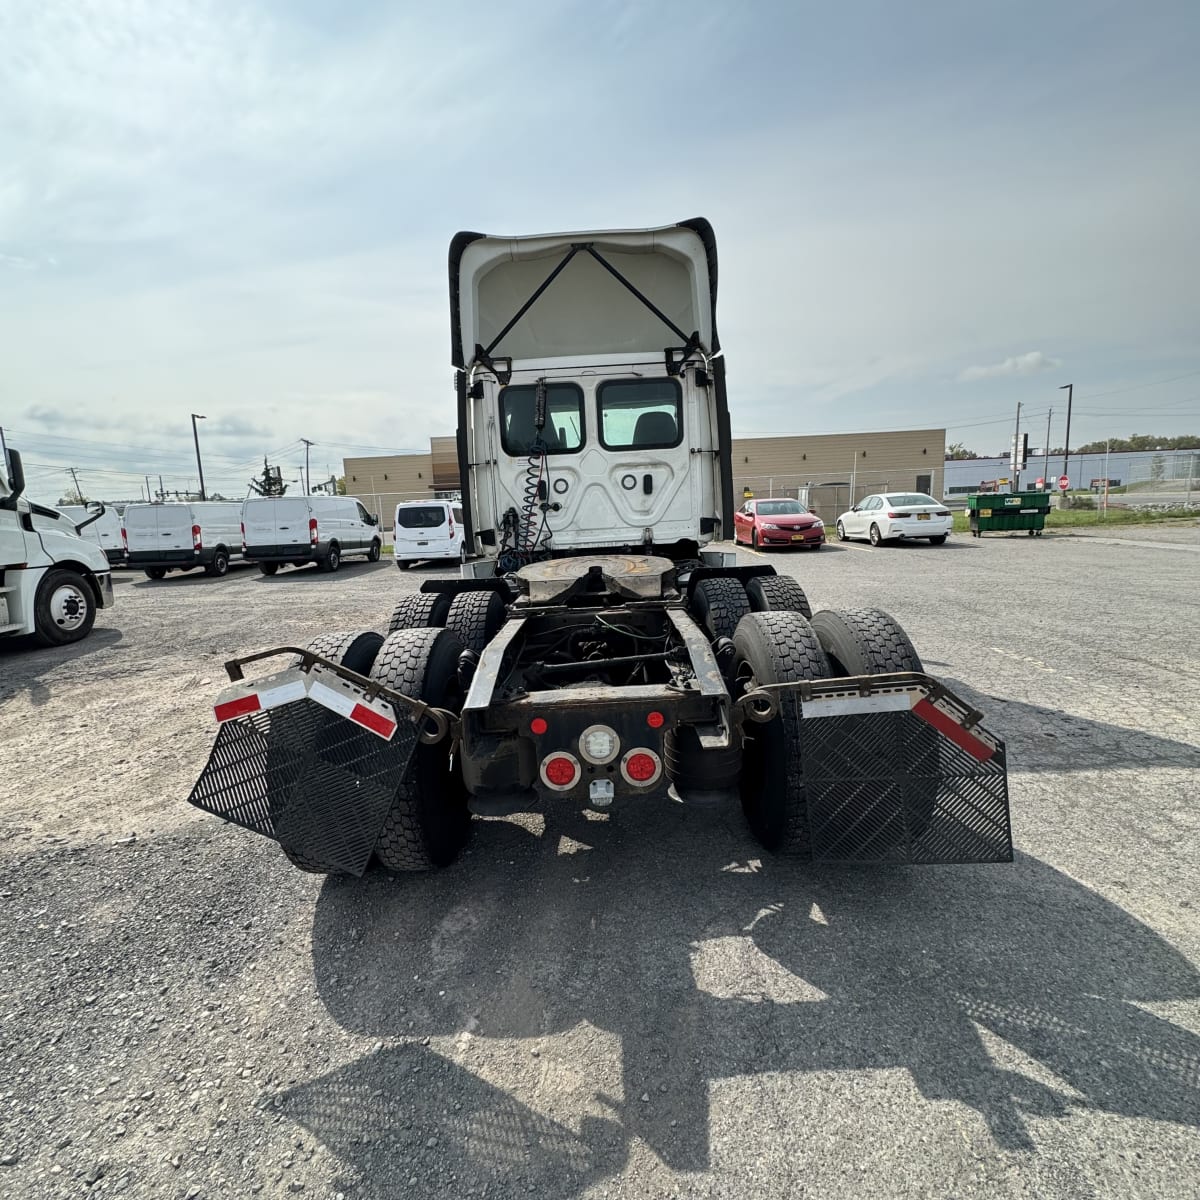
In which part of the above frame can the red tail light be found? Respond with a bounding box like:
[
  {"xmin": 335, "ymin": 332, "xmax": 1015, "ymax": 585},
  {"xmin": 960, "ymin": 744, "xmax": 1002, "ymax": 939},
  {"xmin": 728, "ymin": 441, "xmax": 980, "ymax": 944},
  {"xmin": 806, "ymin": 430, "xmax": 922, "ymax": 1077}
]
[
  {"xmin": 936, "ymin": 511, "xmax": 951, "ymax": 517},
  {"xmin": 120, "ymin": 527, "xmax": 128, "ymax": 550},
  {"xmin": 887, "ymin": 511, "xmax": 900, "ymax": 519},
  {"xmin": 621, "ymin": 748, "xmax": 662, "ymax": 787},
  {"xmin": 540, "ymin": 752, "xmax": 581, "ymax": 792},
  {"xmin": 448, "ymin": 515, "xmax": 455, "ymax": 536},
  {"xmin": 240, "ymin": 520, "xmax": 246, "ymax": 552},
  {"xmin": 192, "ymin": 523, "xmax": 202, "ymax": 550},
  {"xmin": 309, "ymin": 517, "xmax": 318, "ymax": 545}
]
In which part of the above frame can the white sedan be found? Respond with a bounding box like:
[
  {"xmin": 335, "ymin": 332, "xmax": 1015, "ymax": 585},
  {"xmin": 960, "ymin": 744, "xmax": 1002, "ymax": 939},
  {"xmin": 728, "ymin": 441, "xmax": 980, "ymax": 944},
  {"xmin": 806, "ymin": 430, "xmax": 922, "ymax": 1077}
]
[{"xmin": 835, "ymin": 493, "xmax": 953, "ymax": 546}]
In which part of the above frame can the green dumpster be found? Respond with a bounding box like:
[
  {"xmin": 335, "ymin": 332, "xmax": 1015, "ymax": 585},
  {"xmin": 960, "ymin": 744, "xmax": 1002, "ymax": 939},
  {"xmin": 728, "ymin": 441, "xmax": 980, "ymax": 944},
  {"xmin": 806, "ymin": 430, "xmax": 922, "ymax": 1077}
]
[{"xmin": 967, "ymin": 491, "xmax": 1050, "ymax": 537}]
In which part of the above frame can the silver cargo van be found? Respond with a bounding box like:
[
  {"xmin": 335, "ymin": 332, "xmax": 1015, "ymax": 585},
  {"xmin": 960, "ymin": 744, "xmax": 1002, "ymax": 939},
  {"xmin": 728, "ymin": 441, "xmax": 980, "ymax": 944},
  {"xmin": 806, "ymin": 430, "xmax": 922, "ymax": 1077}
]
[{"xmin": 242, "ymin": 495, "xmax": 382, "ymax": 574}]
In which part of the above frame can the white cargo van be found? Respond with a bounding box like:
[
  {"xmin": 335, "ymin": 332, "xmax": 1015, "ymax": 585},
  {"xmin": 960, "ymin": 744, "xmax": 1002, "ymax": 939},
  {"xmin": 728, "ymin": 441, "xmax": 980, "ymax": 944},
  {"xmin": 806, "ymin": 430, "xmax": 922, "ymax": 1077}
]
[
  {"xmin": 57, "ymin": 504, "xmax": 125, "ymax": 565},
  {"xmin": 241, "ymin": 495, "xmax": 382, "ymax": 575},
  {"xmin": 123, "ymin": 501, "xmax": 244, "ymax": 579},
  {"xmin": 393, "ymin": 499, "xmax": 466, "ymax": 568},
  {"xmin": 1, "ymin": 446, "xmax": 115, "ymax": 645}
]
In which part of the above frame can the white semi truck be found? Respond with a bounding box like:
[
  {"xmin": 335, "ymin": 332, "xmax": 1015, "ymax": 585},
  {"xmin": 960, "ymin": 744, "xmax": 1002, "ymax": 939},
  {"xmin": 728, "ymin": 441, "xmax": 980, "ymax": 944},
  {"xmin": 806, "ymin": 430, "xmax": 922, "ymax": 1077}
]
[
  {"xmin": 1, "ymin": 441, "xmax": 115, "ymax": 646},
  {"xmin": 187, "ymin": 220, "xmax": 1012, "ymax": 876}
]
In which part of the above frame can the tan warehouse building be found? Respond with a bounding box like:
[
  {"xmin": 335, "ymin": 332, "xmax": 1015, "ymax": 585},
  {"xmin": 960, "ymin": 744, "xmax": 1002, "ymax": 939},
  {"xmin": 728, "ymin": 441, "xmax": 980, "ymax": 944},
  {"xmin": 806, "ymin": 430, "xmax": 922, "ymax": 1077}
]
[{"xmin": 345, "ymin": 427, "xmax": 946, "ymax": 529}]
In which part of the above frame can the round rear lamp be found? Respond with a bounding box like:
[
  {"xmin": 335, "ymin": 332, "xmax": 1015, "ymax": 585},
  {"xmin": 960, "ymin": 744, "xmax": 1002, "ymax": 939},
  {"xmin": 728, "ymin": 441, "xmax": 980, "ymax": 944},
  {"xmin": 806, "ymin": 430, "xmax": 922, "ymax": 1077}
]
[
  {"xmin": 530, "ymin": 717, "xmax": 548, "ymax": 736},
  {"xmin": 621, "ymin": 748, "xmax": 662, "ymax": 787},
  {"xmin": 540, "ymin": 752, "xmax": 581, "ymax": 792},
  {"xmin": 579, "ymin": 724, "xmax": 620, "ymax": 764},
  {"xmin": 646, "ymin": 711, "xmax": 665, "ymax": 729}
]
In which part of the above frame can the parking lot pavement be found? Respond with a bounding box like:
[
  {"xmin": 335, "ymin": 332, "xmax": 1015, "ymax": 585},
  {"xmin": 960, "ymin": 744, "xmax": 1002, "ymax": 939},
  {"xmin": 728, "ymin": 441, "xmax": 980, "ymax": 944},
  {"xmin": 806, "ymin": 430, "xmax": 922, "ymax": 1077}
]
[{"xmin": 0, "ymin": 537, "xmax": 1196, "ymax": 1199}]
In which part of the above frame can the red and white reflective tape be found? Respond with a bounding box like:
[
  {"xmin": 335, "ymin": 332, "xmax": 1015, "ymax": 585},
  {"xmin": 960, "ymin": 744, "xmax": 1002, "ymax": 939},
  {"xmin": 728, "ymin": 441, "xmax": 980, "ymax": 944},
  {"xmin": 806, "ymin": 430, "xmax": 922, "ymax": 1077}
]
[
  {"xmin": 214, "ymin": 679, "xmax": 306, "ymax": 724},
  {"xmin": 802, "ymin": 687, "xmax": 995, "ymax": 762},
  {"xmin": 213, "ymin": 672, "xmax": 398, "ymax": 741}
]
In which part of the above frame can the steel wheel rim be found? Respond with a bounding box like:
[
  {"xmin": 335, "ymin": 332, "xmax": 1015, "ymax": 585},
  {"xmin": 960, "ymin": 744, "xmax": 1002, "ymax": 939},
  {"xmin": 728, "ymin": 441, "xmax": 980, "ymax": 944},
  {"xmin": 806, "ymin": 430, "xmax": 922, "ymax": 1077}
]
[{"xmin": 50, "ymin": 583, "xmax": 90, "ymax": 630}]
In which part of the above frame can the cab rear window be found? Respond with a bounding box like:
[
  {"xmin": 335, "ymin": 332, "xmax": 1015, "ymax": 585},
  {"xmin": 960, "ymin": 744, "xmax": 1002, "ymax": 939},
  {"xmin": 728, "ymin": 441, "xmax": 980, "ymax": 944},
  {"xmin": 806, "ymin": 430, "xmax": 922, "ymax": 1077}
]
[
  {"xmin": 500, "ymin": 383, "xmax": 584, "ymax": 455},
  {"xmin": 396, "ymin": 506, "xmax": 447, "ymax": 529},
  {"xmin": 597, "ymin": 378, "xmax": 682, "ymax": 450}
]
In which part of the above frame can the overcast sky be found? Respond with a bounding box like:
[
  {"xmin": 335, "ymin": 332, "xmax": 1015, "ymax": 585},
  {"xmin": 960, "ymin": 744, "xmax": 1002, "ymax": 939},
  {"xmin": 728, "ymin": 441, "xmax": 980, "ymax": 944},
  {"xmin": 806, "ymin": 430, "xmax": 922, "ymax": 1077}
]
[{"xmin": 2, "ymin": 0, "xmax": 1198, "ymax": 501}]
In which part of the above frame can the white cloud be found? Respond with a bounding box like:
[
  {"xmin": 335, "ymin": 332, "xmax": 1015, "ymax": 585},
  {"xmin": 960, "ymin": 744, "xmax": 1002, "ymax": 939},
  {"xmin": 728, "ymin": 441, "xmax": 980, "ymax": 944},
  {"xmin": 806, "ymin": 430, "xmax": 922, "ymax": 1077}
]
[{"xmin": 958, "ymin": 352, "xmax": 1062, "ymax": 383}]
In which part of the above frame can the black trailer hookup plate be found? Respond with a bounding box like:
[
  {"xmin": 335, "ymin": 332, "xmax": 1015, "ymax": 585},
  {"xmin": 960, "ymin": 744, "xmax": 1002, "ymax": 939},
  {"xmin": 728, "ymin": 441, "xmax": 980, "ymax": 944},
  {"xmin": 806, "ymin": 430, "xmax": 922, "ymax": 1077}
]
[
  {"xmin": 186, "ymin": 661, "xmax": 424, "ymax": 876},
  {"xmin": 796, "ymin": 675, "xmax": 1012, "ymax": 865}
]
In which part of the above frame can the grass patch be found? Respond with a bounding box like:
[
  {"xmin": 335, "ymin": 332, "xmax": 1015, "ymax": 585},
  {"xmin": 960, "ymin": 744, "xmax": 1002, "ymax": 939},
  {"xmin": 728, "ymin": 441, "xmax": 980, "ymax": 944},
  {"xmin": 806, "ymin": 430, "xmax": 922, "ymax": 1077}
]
[{"xmin": 952, "ymin": 507, "xmax": 1199, "ymax": 533}]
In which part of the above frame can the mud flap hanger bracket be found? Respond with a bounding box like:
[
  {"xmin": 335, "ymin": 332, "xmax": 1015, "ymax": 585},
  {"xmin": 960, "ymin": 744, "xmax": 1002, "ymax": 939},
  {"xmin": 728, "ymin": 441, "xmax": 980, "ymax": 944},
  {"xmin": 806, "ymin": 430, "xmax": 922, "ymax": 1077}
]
[
  {"xmin": 223, "ymin": 647, "xmax": 454, "ymax": 745},
  {"xmin": 735, "ymin": 671, "xmax": 987, "ymax": 731}
]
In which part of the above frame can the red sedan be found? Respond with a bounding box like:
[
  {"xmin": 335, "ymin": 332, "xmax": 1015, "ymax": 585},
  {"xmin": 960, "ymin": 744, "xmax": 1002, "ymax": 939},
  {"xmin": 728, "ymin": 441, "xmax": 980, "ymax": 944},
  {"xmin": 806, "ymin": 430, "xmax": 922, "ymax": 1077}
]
[{"xmin": 733, "ymin": 498, "xmax": 826, "ymax": 550}]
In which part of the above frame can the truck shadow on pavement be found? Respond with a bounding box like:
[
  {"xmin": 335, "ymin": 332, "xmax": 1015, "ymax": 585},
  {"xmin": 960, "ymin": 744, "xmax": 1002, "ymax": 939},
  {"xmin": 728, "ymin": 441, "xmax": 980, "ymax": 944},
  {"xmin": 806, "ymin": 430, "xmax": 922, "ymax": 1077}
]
[
  {"xmin": 0, "ymin": 625, "xmax": 123, "ymax": 708},
  {"xmin": 284, "ymin": 805, "xmax": 1200, "ymax": 1198}
]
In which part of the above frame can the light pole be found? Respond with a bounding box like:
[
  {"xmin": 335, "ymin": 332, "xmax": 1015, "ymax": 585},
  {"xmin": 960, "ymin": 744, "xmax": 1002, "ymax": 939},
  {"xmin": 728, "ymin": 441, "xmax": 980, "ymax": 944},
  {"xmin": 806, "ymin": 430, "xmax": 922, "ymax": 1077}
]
[
  {"xmin": 191, "ymin": 414, "xmax": 207, "ymax": 501},
  {"xmin": 1058, "ymin": 384, "xmax": 1073, "ymax": 489}
]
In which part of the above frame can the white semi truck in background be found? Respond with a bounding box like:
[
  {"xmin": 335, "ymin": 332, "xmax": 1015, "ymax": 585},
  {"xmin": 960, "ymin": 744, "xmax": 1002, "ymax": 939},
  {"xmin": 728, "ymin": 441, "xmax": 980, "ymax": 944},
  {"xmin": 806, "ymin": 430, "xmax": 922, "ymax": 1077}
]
[{"xmin": 0, "ymin": 440, "xmax": 115, "ymax": 646}]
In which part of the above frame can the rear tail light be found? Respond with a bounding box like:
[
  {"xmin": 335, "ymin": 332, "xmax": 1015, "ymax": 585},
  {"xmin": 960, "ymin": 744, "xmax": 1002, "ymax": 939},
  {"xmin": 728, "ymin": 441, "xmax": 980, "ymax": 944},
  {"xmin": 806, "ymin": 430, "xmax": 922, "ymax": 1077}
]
[
  {"xmin": 309, "ymin": 517, "xmax": 318, "ymax": 545},
  {"xmin": 448, "ymin": 515, "xmax": 455, "ymax": 536},
  {"xmin": 621, "ymin": 748, "xmax": 662, "ymax": 787},
  {"xmin": 579, "ymin": 724, "xmax": 619, "ymax": 765},
  {"xmin": 192, "ymin": 523, "xmax": 202, "ymax": 550},
  {"xmin": 936, "ymin": 511, "xmax": 951, "ymax": 517},
  {"xmin": 887, "ymin": 511, "xmax": 901, "ymax": 519},
  {"xmin": 540, "ymin": 752, "xmax": 581, "ymax": 792},
  {"xmin": 240, "ymin": 520, "xmax": 246, "ymax": 552},
  {"xmin": 120, "ymin": 527, "xmax": 128, "ymax": 551}
]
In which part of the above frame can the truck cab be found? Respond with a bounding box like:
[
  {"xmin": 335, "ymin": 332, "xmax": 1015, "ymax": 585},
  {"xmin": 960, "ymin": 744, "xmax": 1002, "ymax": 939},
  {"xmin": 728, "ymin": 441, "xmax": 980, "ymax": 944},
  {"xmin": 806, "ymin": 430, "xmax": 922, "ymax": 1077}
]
[
  {"xmin": 1, "ymin": 445, "xmax": 115, "ymax": 646},
  {"xmin": 451, "ymin": 220, "xmax": 734, "ymax": 568}
]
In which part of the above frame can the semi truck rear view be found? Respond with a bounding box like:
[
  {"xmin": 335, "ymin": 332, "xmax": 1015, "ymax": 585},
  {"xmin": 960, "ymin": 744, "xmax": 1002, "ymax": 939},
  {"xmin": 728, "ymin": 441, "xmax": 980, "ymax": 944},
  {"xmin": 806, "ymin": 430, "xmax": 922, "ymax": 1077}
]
[
  {"xmin": 187, "ymin": 220, "xmax": 1012, "ymax": 875},
  {"xmin": 1, "ymin": 439, "xmax": 115, "ymax": 646}
]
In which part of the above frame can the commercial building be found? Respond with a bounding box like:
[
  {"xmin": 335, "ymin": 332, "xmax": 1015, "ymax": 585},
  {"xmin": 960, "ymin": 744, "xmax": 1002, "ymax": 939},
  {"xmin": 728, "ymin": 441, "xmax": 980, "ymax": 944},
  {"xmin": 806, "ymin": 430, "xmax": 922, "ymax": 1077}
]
[{"xmin": 345, "ymin": 427, "xmax": 948, "ymax": 529}]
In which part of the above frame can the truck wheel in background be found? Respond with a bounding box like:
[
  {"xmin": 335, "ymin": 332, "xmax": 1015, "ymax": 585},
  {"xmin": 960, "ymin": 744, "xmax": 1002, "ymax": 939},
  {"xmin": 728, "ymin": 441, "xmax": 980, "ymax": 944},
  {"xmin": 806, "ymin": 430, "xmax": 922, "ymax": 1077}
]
[
  {"xmin": 732, "ymin": 611, "xmax": 830, "ymax": 855},
  {"xmin": 368, "ymin": 540, "xmax": 382, "ymax": 562},
  {"xmin": 388, "ymin": 592, "xmax": 452, "ymax": 634},
  {"xmin": 319, "ymin": 543, "xmax": 341, "ymax": 573},
  {"xmin": 31, "ymin": 569, "xmax": 97, "ymax": 647},
  {"xmin": 279, "ymin": 629, "xmax": 386, "ymax": 873},
  {"xmin": 690, "ymin": 577, "xmax": 750, "ymax": 642},
  {"xmin": 371, "ymin": 628, "xmax": 470, "ymax": 872},
  {"xmin": 205, "ymin": 548, "xmax": 229, "ymax": 577},
  {"xmin": 444, "ymin": 589, "xmax": 506, "ymax": 654},
  {"xmin": 745, "ymin": 574, "xmax": 812, "ymax": 620},
  {"xmin": 144, "ymin": 568, "xmax": 167, "ymax": 580},
  {"xmin": 258, "ymin": 562, "xmax": 279, "ymax": 576}
]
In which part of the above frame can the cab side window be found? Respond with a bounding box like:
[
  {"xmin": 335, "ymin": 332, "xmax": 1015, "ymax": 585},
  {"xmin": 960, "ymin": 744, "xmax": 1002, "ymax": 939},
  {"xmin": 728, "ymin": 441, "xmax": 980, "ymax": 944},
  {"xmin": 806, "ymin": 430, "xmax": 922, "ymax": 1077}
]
[{"xmin": 356, "ymin": 503, "xmax": 372, "ymax": 523}]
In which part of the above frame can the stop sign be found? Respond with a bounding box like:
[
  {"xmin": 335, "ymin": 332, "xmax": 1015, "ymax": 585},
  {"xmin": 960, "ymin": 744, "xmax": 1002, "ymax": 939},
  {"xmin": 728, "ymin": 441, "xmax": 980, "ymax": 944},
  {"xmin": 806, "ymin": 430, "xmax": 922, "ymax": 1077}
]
[
  {"xmin": 1058, "ymin": 475, "xmax": 1070, "ymax": 491},
  {"xmin": 1035, "ymin": 477, "xmax": 1044, "ymax": 489}
]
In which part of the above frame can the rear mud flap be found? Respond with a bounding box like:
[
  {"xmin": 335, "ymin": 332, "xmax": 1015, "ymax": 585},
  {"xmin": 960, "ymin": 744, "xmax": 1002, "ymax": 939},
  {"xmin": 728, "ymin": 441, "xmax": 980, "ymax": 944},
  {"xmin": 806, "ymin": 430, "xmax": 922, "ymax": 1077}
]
[
  {"xmin": 797, "ymin": 678, "xmax": 1012, "ymax": 865},
  {"xmin": 187, "ymin": 698, "xmax": 419, "ymax": 876}
]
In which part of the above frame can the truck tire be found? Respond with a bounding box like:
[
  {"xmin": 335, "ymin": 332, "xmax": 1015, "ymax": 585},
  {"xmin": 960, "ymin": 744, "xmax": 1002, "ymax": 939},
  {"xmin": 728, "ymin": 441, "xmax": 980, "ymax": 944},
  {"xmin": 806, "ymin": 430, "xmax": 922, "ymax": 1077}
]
[
  {"xmin": 388, "ymin": 592, "xmax": 452, "ymax": 634},
  {"xmin": 371, "ymin": 628, "xmax": 470, "ymax": 871},
  {"xmin": 205, "ymin": 548, "xmax": 229, "ymax": 577},
  {"xmin": 368, "ymin": 539, "xmax": 382, "ymax": 562},
  {"xmin": 259, "ymin": 562, "xmax": 279, "ymax": 576},
  {"xmin": 808, "ymin": 608, "xmax": 923, "ymax": 677},
  {"xmin": 444, "ymin": 589, "xmax": 507, "ymax": 654},
  {"xmin": 278, "ymin": 629, "xmax": 385, "ymax": 874},
  {"xmin": 745, "ymin": 574, "xmax": 812, "ymax": 619},
  {"xmin": 30, "ymin": 569, "xmax": 97, "ymax": 647},
  {"xmin": 733, "ymin": 612, "xmax": 830, "ymax": 855},
  {"xmin": 319, "ymin": 543, "xmax": 341, "ymax": 573},
  {"xmin": 691, "ymin": 577, "xmax": 750, "ymax": 643},
  {"xmin": 807, "ymin": 608, "xmax": 935, "ymax": 845},
  {"xmin": 144, "ymin": 568, "xmax": 167, "ymax": 580}
]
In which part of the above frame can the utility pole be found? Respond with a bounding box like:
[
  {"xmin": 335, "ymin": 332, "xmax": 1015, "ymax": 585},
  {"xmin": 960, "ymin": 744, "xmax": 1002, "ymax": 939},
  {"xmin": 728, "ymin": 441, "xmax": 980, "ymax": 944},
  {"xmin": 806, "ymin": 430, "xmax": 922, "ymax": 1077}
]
[
  {"xmin": 68, "ymin": 466, "xmax": 83, "ymax": 502},
  {"xmin": 158, "ymin": 474, "xmax": 165, "ymax": 501},
  {"xmin": 144, "ymin": 475, "xmax": 151, "ymax": 502},
  {"xmin": 1042, "ymin": 408, "xmax": 1053, "ymax": 490},
  {"xmin": 191, "ymin": 414, "xmax": 207, "ymax": 501},
  {"xmin": 1010, "ymin": 401, "xmax": 1022, "ymax": 492},
  {"xmin": 1059, "ymin": 383, "xmax": 1073, "ymax": 488},
  {"xmin": 300, "ymin": 438, "xmax": 314, "ymax": 495}
]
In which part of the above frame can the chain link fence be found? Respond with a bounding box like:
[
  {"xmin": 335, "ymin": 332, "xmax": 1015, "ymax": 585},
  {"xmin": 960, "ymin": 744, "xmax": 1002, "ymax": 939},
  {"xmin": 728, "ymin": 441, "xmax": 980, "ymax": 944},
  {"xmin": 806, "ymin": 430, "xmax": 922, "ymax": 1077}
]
[{"xmin": 734, "ymin": 469, "xmax": 944, "ymax": 524}]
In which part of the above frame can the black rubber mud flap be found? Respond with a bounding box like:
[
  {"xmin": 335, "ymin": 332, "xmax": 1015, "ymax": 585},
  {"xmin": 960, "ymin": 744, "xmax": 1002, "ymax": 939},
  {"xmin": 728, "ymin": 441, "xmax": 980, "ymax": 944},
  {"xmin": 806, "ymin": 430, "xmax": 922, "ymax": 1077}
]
[
  {"xmin": 186, "ymin": 682, "xmax": 421, "ymax": 877},
  {"xmin": 795, "ymin": 676, "xmax": 1013, "ymax": 865}
]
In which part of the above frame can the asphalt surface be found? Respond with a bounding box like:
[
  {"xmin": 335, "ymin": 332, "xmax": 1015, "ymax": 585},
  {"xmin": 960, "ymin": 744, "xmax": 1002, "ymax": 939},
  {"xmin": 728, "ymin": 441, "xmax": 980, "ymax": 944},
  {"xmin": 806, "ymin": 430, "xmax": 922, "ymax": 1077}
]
[{"xmin": 1, "ymin": 529, "xmax": 1197, "ymax": 1199}]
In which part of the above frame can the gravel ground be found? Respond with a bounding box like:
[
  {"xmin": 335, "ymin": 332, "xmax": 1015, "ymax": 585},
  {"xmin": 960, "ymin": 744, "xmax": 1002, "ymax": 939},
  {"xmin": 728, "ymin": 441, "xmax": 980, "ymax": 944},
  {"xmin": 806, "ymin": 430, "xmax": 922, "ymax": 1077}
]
[{"xmin": 1, "ymin": 530, "xmax": 1197, "ymax": 1200}]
